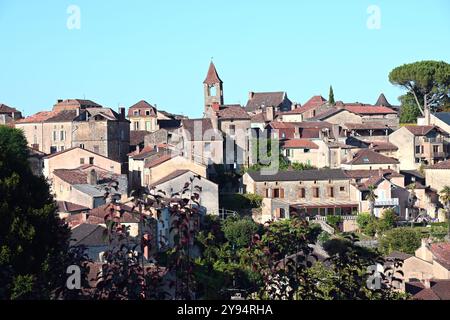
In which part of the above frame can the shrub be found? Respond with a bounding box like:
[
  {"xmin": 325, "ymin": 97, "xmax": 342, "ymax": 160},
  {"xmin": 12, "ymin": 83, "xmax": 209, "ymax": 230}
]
[
  {"xmin": 378, "ymin": 227, "xmax": 422, "ymax": 255},
  {"xmin": 356, "ymin": 213, "xmax": 379, "ymax": 236},
  {"xmin": 378, "ymin": 209, "xmax": 398, "ymax": 232},
  {"xmin": 222, "ymin": 216, "xmax": 259, "ymax": 248},
  {"xmin": 326, "ymin": 215, "xmax": 343, "ymax": 231},
  {"xmin": 242, "ymin": 193, "xmax": 263, "ymax": 208}
]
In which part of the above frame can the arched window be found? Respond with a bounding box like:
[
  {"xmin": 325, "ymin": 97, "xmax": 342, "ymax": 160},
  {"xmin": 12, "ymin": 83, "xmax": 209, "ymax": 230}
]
[{"xmin": 209, "ymin": 85, "xmax": 217, "ymax": 97}]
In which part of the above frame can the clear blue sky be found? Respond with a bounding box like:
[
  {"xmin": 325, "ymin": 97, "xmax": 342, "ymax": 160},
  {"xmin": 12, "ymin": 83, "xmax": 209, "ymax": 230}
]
[{"xmin": 1, "ymin": 0, "xmax": 449, "ymax": 118}]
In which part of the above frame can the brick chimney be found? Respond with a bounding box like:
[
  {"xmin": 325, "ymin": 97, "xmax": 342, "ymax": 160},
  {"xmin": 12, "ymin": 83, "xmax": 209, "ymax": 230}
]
[
  {"xmin": 119, "ymin": 107, "xmax": 126, "ymax": 120},
  {"xmin": 248, "ymin": 91, "xmax": 255, "ymax": 100}
]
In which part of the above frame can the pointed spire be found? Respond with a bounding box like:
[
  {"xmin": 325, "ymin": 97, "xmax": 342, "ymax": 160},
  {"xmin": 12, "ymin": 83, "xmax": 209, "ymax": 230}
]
[
  {"xmin": 375, "ymin": 93, "xmax": 391, "ymax": 107},
  {"xmin": 203, "ymin": 61, "xmax": 223, "ymax": 85}
]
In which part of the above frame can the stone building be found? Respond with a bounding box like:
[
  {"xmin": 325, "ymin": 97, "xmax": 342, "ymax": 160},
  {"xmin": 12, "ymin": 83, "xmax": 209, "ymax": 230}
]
[
  {"xmin": 52, "ymin": 165, "xmax": 128, "ymax": 209},
  {"xmin": 128, "ymin": 100, "xmax": 158, "ymax": 132},
  {"xmin": 0, "ymin": 103, "xmax": 22, "ymax": 126},
  {"xmin": 245, "ymin": 91, "xmax": 292, "ymax": 114},
  {"xmin": 42, "ymin": 147, "xmax": 121, "ymax": 178},
  {"xmin": 203, "ymin": 61, "xmax": 224, "ymax": 115},
  {"xmin": 243, "ymin": 169, "xmax": 358, "ymax": 216},
  {"xmin": 16, "ymin": 99, "xmax": 130, "ymax": 170},
  {"xmin": 389, "ymin": 125, "xmax": 449, "ymax": 170}
]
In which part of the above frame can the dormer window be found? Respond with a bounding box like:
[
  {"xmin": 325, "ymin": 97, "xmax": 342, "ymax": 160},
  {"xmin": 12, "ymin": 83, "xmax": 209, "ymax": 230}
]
[
  {"xmin": 133, "ymin": 110, "xmax": 139, "ymax": 116},
  {"xmin": 145, "ymin": 110, "xmax": 150, "ymax": 116}
]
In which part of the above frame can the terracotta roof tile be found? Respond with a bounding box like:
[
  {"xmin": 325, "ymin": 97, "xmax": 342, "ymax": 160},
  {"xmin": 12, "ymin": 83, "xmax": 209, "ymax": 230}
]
[
  {"xmin": 345, "ymin": 149, "xmax": 399, "ymax": 165},
  {"xmin": 369, "ymin": 141, "xmax": 399, "ymax": 152},
  {"xmin": 282, "ymin": 139, "xmax": 319, "ymax": 149},
  {"xmin": 217, "ymin": 105, "xmax": 250, "ymax": 120},
  {"xmin": 128, "ymin": 100, "xmax": 157, "ymax": 117},
  {"xmin": 344, "ymin": 122, "xmax": 391, "ymax": 130},
  {"xmin": 375, "ymin": 93, "xmax": 392, "ymax": 107},
  {"xmin": 344, "ymin": 105, "xmax": 397, "ymax": 115},
  {"xmin": 0, "ymin": 103, "xmax": 20, "ymax": 114},
  {"xmin": 292, "ymin": 95, "xmax": 327, "ymax": 114},
  {"xmin": 53, "ymin": 165, "xmax": 118, "ymax": 185},
  {"xmin": 345, "ymin": 169, "xmax": 403, "ymax": 179},
  {"xmin": 413, "ymin": 288, "xmax": 441, "ymax": 300},
  {"xmin": 17, "ymin": 111, "xmax": 57, "ymax": 123},
  {"xmin": 57, "ymin": 201, "xmax": 89, "ymax": 213},
  {"xmin": 404, "ymin": 125, "xmax": 437, "ymax": 136},
  {"xmin": 430, "ymin": 243, "xmax": 450, "ymax": 270},
  {"xmin": 427, "ymin": 159, "xmax": 450, "ymax": 170},
  {"xmin": 246, "ymin": 92, "xmax": 287, "ymax": 112},
  {"xmin": 88, "ymin": 203, "xmax": 140, "ymax": 223},
  {"xmin": 203, "ymin": 62, "xmax": 222, "ymax": 85},
  {"xmin": 144, "ymin": 153, "xmax": 173, "ymax": 169}
]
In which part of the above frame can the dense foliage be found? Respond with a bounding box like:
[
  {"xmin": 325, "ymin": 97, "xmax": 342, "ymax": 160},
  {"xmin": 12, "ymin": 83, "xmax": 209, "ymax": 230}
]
[
  {"xmin": 0, "ymin": 126, "xmax": 71, "ymax": 299},
  {"xmin": 378, "ymin": 227, "xmax": 422, "ymax": 255},
  {"xmin": 389, "ymin": 60, "xmax": 450, "ymax": 115}
]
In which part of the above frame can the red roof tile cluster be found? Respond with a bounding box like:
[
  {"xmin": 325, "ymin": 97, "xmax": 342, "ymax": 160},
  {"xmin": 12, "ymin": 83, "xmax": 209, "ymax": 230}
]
[
  {"xmin": 268, "ymin": 121, "xmax": 298, "ymax": 129},
  {"xmin": 409, "ymin": 280, "xmax": 450, "ymax": 300},
  {"xmin": 17, "ymin": 111, "xmax": 57, "ymax": 123},
  {"xmin": 0, "ymin": 103, "xmax": 20, "ymax": 114},
  {"xmin": 144, "ymin": 153, "xmax": 173, "ymax": 169},
  {"xmin": 282, "ymin": 139, "xmax": 319, "ymax": 149},
  {"xmin": 203, "ymin": 61, "xmax": 223, "ymax": 85},
  {"xmin": 128, "ymin": 100, "xmax": 157, "ymax": 117},
  {"xmin": 369, "ymin": 141, "xmax": 398, "ymax": 152},
  {"xmin": 427, "ymin": 159, "xmax": 450, "ymax": 170},
  {"xmin": 430, "ymin": 243, "xmax": 450, "ymax": 270},
  {"xmin": 345, "ymin": 148, "xmax": 399, "ymax": 165},
  {"xmin": 88, "ymin": 203, "xmax": 141, "ymax": 223},
  {"xmin": 344, "ymin": 105, "xmax": 397, "ymax": 115},
  {"xmin": 404, "ymin": 125, "xmax": 437, "ymax": 136},
  {"xmin": 246, "ymin": 92, "xmax": 287, "ymax": 112},
  {"xmin": 282, "ymin": 95, "xmax": 327, "ymax": 115},
  {"xmin": 217, "ymin": 105, "xmax": 250, "ymax": 120},
  {"xmin": 57, "ymin": 201, "xmax": 89, "ymax": 213},
  {"xmin": 53, "ymin": 165, "xmax": 118, "ymax": 185},
  {"xmin": 344, "ymin": 122, "xmax": 391, "ymax": 130},
  {"xmin": 345, "ymin": 169, "xmax": 403, "ymax": 179}
]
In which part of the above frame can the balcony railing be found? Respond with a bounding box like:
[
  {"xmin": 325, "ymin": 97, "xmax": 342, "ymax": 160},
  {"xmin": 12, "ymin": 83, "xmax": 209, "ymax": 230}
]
[
  {"xmin": 374, "ymin": 198, "xmax": 399, "ymax": 207},
  {"xmin": 432, "ymin": 151, "xmax": 446, "ymax": 158},
  {"xmin": 422, "ymin": 137, "xmax": 444, "ymax": 143}
]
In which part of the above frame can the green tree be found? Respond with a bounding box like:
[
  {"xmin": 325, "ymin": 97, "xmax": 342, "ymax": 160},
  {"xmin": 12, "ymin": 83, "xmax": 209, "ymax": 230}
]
[
  {"xmin": 399, "ymin": 93, "xmax": 422, "ymax": 123},
  {"xmin": 378, "ymin": 209, "xmax": 398, "ymax": 232},
  {"xmin": 0, "ymin": 126, "xmax": 70, "ymax": 299},
  {"xmin": 291, "ymin": 162, "xmax": 316, "ymax": 171},
  {"xmin": 356, "ymin": 213, "xmax": 372, "ymax": 232},
  {"xmin": 439, "ymin": 186, "xmax": 450, "ymax": 241},
  {"xmin": 261, "ymin": 217, "xmax": 321, "ymax": 259},
  {"xmin": 222, "ymin": 216, "xmax": 259, "ymax": 248},
  {"xmin": 389, "ymin": 60, "xmax": 450, "ymax": 114},
  {"xmin": 379, "ymin": 227, "xmax": 422, "ymax": 255},
  {"xmin": 328, "ymin": 85, "xmax": 335, "ymax": 105}
]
